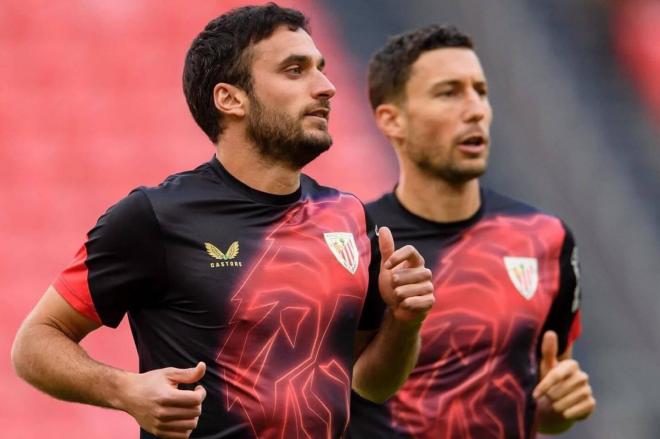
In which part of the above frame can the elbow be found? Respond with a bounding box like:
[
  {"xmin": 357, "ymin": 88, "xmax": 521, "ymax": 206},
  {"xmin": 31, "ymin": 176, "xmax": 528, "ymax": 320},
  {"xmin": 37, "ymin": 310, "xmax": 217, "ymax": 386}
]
[{"xmin": 11, "ymin": 329, "xmax": 29, "ymax": 381}]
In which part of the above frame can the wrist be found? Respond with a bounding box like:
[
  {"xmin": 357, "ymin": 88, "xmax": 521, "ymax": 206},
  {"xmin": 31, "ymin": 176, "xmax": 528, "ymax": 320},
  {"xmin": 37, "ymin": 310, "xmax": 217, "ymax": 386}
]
[
  {"xmin": 386, "ymin": 308, "xmax": 423, "ymax": 334},
  {"xmin": 108, "ymin": 369, "xmax": 139, "ymax": 413}
]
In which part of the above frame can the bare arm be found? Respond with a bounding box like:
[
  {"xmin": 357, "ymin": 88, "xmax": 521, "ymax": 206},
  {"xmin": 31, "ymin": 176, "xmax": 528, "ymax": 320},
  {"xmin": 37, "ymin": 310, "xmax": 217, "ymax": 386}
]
[
  {"xmin": 534, "ymin": 331, "xmax": 596, "ymax": 434},
  {"xmin": 352, "ymin": 312, "xmax": 421, "ymax": 403},
  {"xmin": 352, "ymin": 227, "xmax": 433, "ymax": 403},
  {"xmin": 12, "ymin": 286, "xmax": 206, "ymax": 439}
]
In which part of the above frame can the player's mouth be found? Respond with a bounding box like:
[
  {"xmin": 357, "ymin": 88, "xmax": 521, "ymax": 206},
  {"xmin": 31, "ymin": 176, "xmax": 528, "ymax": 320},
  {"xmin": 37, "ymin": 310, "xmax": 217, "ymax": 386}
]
[
  {"xmin": 304, "ymin": 107, "xmax": 330, "ymax": 121},
  {"xmin": 457, "ymin": 133, "xmax": 488, "ymax": 154}
]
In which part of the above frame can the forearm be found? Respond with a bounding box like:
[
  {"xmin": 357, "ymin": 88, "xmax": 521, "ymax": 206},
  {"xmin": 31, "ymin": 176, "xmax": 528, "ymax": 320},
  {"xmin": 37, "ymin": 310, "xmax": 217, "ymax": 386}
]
[
  {"xmin": 352, "ymin": 311, "xmax": 421, "ymax": 403},
  {"xmin": 536, "ymin": 396, "xmax": 575, "ymax": 434},
  {"xmin": 12, "ymin": 321, "xmax": 132, "ymax": 411}
]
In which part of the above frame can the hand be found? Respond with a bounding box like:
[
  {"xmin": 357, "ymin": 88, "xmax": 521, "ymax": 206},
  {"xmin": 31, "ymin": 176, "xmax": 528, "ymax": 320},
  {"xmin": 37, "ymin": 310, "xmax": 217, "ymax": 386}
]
[
  {"xmin": 121, "ymin": 362, "xmax": 207, "ymax": 439},
  {"xmin": 377, "ymin": 226, "xmax": 434, "ymax": 326},
  {"xmin": 533, "ymin": 331, "xmax": 595, "ymax": 422}
]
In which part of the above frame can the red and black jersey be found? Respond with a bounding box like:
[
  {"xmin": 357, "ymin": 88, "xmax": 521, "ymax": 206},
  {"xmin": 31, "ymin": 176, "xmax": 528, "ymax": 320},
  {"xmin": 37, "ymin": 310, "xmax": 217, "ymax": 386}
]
[
  {"xmin": 349, "ymin": 189, "xmax": 582, "ymax": 439},
  {"xmin": 55, "ymin": 156, "xmax": 384, "ymax": 439}
]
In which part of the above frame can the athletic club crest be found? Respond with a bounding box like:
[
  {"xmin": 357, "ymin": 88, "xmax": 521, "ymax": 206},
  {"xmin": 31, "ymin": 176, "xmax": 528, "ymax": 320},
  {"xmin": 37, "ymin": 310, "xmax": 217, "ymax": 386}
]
[
  {"xmin": 324, "ymin": 232, "xmax": 359, "ymax": 274},
  {"xmin": 503, "ymin": 256, "xmax": 538, "ymax": 299}
]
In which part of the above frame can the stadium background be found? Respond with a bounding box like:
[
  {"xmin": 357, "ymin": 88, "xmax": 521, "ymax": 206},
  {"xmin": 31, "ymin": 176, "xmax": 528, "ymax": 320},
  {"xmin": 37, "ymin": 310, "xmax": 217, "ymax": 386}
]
[{"xmin": 2, "ymin": 0, "xmax": 659, "ymax": 437}]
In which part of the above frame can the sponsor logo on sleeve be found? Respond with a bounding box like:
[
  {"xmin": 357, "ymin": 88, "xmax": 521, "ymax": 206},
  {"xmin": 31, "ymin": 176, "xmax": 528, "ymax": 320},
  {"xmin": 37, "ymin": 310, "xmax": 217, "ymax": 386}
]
[
  {"xmin": 504, "ymin": 256, "xmax": 539, "ymax": 300},
  {"xmin": 570, "ymin": 246, "xmax": 581, "ymax": 312}
]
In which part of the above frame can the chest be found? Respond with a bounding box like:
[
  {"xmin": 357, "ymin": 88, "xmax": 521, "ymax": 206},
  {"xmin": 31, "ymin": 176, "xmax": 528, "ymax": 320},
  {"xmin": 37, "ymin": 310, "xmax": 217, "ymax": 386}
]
[
  {"xmin": 158, "ymin": 200, "xmax": 371, "ymax": 325},
  {"xmin": 415, "ymin": 217, "xmax": 564, "ymax": 361}
]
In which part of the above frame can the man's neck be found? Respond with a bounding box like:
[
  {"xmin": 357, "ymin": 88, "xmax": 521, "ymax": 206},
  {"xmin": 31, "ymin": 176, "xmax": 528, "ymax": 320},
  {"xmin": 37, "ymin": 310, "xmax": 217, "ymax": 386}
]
[
  {"xmin": 215, "ymin": 132, "xmax": 300, "ymax": 195},
  {"xmin": 395, "ymin": 169, "xmax": 481, "ymax": 223}
]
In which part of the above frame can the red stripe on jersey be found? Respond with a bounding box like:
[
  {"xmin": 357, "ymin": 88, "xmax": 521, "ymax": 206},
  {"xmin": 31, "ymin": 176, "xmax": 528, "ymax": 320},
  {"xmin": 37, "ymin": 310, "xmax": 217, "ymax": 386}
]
[
  {"xmin": 53, "ymin": 244, "xmax": 101, "ymax": 324},
  {"xmin": 567, "ymin": 309, "xmax": 582, "ymax": 346}
]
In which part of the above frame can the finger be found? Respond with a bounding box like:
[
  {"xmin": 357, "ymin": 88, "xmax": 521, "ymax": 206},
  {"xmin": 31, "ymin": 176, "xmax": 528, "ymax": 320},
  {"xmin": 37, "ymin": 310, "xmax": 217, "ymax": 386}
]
[
  {"xmin": 167, "ymin": 362, "xmax": 206, "ymax": 384},
  {"xmin": 378, "ymin": 227, "xmax": 395, "ymax": 269},
  {"xmin": 154, "ymin": 429, "xmax": 194, "ymax": 439},
  {"xmin": 393, "ymin": 282, "xmax": 435, "ymax": 301},
  {"xmin": 156, "ymin": 406, "xmax": 203, "ymax": 422},
  {"xmin": 545, "ymin": 369, "xmax": 589, "ymax": 402},
  {"xmin": 552, "ymin": 384, "xmax": 593, "ymax": 413},
  {"xmin": 399, "ymin": 294, "xmax": 435, "ymax": 312},
  {"xmin": 163, "ymin": 388, "xmax": 206, "ymax": 408},
  {"xmin": 195, "ymin": 384, "xmax": 207, "ymax": 402},
  {"xmin": 391, "ymin": 268, "xmax": 433, "ymax": 287},
  {"xmin": 533, "ymin": 360, "xmax": 579, "ymax": 399},
  {"xmin": 158, "ymin": 417, "xmax": 200, "ymax": 433},
  {"xmin": 385, "ymin": 245, "xmax": 425, "ymax": 269},
  {"xmin": 563, "ymin": 395, "xmax": 596, "ymax": 420},
  {"xmin": 540, "ymin": 331, "xmax": 559, "ymax": 377}
]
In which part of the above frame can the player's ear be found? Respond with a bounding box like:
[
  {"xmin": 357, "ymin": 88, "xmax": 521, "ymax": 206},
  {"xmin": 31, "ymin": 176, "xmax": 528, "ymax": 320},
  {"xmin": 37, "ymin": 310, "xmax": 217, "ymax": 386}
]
[
  {"xmin": 374, "ymin": 103, "xmax": 405, "ymax": 142},
  {"xmin": 213, "ymin": 83, "xmax": 248, "ymax": 118}
]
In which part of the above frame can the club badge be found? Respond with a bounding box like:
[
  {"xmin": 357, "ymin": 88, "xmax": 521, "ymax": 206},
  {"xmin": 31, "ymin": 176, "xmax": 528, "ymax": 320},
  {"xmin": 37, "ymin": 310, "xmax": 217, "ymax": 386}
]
[
  {"xmin": 324, "ymin": 232, "xmax": 359, "ymax": 274},
  {"xmin": 503, "ymin": 256, "xmax": 538, "ymax": 299}
]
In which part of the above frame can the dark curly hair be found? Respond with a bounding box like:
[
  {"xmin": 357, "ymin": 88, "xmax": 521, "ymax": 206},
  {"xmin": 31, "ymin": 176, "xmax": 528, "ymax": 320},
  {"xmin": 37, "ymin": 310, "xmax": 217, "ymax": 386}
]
[
  {"xmin": 183, "ymin": 3, "xmax": 309, "ymax": 143},
  {"xmin": 368, "ymin": 25, "xmax": 473, "ymax": 109}
]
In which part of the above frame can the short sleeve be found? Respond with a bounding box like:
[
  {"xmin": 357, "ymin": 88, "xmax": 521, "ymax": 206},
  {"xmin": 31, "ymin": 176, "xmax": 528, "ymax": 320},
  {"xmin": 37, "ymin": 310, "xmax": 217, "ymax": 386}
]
[
  {"xmin": 54, "ymin": 189, "xmax": 166, "ymax": 328},
  {"xmin": 540, "ymin": 223, "xmax": 582, "ymax": 355},
  {"xmin": 357, "ymin": 211, "xmax": 386, "ymax": 330}
]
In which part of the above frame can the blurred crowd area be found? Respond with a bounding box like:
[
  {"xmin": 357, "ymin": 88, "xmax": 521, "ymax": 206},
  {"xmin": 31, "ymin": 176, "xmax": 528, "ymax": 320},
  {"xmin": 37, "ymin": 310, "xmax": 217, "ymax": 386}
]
[{"xmin": 1, "ymin": 1, "xmax": 658, "ymax": 438}]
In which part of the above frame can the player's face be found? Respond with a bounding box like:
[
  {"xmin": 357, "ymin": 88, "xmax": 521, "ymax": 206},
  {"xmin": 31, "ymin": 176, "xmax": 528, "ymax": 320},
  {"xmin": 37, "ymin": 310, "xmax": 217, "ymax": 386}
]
[
  {"xmin": 400, "ymin": 48, "xmax": 492, "ymax": 183},
  {"xmin": 246, "ymin": 26, "xmax": 336, "ymax": 169}
]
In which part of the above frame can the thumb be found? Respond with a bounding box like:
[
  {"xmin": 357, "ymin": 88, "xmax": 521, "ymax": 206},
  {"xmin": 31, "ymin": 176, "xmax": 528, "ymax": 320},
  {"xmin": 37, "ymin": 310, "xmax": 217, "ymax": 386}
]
[
  {"xmin": 167, "ymin": 361, "xmax": 206, "ymax": 384},
  {"xmin": 540, "ymin": 331, "xmax": 558, "ymax": 377},
  {"xmin": 378, "ymin": 226, "xmax": 395, "ymax": 269}
]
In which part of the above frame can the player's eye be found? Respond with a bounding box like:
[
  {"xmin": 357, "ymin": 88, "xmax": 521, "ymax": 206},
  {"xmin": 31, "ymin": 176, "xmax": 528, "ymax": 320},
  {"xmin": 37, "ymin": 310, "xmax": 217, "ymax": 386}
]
[
  {"xmin": 435, "ymin": 89, "xmax": 457, "ymax": 98},
  {"xmin": 285, "ymin": 65, "xmax": 303, "ymax": 75}
]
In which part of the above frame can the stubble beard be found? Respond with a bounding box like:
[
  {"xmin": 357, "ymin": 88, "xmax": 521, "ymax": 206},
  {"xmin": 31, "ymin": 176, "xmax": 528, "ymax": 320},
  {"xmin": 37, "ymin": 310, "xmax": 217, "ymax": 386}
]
[
  {"xmin": 246, "ymin": 94, "xmax": 332, "ymax": 170},
  {"xmin": 410, "ymin": 143, "xmax": 488, "ymax": 185}
]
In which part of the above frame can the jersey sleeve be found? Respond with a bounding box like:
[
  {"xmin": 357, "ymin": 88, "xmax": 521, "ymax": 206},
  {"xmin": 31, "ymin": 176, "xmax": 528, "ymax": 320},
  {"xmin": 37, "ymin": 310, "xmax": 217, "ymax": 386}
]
[
  {"xmin": 540, "ymin": 223, "xmax": 582, "ymax": 355},
  {"xmin": 53, "ymin": 189, "xmax": 166, "ymax": 328},
  {"xmin": 357, "ymin": 211, "xmax": 386, "ymax": 330}
]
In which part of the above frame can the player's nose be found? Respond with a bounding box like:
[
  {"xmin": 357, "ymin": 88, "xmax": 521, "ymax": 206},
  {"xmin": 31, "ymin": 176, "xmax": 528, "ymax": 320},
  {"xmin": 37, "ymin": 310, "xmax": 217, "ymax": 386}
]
[
  {"xmin": 311, "ymin": 70, "xmax": 336, "ymax": 101},
  {"xmin": 463, "ymin": 89, "xmax": 488, "ymax": 123}
]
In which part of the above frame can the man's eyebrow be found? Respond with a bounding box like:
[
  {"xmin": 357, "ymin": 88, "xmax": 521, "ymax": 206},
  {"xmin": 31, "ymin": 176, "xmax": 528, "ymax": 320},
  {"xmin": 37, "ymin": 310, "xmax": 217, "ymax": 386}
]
[
  {"xmin": 278, "ymin": 54, "xmax": 326, "ymax": 70},
  {"xmin": 429, "ymin": 79, "xmax": 462, "ymax": 89},
  {"xmin": 429, "ymin": 78, "xmax": 488, "ymax": 89}
]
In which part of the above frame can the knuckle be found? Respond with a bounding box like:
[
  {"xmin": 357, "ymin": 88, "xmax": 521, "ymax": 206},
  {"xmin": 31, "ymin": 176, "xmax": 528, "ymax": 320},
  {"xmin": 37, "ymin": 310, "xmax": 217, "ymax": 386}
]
[{"xmin": 153, "ymin": 407, "xmax": 165, "ymax": 421}]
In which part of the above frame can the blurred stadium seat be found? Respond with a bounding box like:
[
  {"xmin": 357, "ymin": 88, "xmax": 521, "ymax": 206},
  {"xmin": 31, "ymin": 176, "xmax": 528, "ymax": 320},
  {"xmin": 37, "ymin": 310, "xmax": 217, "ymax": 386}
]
[{"xmin": 0, "ymin": 1, "xmax": 393, "ymax": 437}]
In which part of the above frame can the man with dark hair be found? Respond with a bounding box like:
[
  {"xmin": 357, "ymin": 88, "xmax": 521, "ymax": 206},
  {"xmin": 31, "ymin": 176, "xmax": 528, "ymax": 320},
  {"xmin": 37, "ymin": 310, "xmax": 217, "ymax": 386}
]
[
  {"xmin": 11, "ymin": 5, "xmax": 435, "ymax": 439},
  {"xmin": 348, "ymin": 25, "xmax": 595, "ymax": 438}
]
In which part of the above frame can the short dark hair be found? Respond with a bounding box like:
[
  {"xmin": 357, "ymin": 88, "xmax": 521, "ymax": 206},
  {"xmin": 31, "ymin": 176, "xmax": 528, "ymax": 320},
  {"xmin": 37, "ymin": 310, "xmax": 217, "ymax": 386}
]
[
  {"xmin": 183, "ymin": 3, "xmax": 309, "ymax": 143},
  {"xmin": 368, "ymin": 25, "xmax": 474, "ymax": 109}
]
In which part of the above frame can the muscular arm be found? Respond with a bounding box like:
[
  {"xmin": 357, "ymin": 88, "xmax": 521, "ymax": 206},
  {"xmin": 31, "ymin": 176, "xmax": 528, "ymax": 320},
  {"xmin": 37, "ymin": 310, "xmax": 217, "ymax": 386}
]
[
  {"xmin": 12, "ymin": 286, "xmax": 206, "ymax": 439},
  {"xmin": 11, "ymin": 286, "xmax": 126, "ymax": 407},
  {"xmin": 351, "ymin": 227, "xmax": 433, "ymax": 403},
  {"xmin": 352, "ymin": 312, "xmax": 421, "ymax": 403}
]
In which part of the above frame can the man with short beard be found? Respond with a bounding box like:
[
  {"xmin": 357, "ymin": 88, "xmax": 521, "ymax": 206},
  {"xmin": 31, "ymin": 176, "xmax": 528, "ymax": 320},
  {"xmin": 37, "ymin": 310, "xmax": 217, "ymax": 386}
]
[
  {"xmin": 348, "ymin": 25, "xmax": 595, "ymax": 438},
  {"xmin": 11, "ymin": 5, "xmax": 435, "ymax": 439}
]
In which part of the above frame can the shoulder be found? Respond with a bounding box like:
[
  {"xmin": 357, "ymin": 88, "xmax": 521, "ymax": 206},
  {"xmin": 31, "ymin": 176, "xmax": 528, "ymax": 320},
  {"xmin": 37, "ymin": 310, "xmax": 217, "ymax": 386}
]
[
  {"xmin": 301, "ymin": 174, "xmax": 366, "ymax": 209},
  {"xmin": 365, "ymin": 193, "xmax": 395, "ymax": 219},
  {"xmin": 482, "ymin": 188, "xmax": 574, "ymax": 242},
  {"xmin": 139, "ymin": 160, "xmax": 219, "ymax": 202}
]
